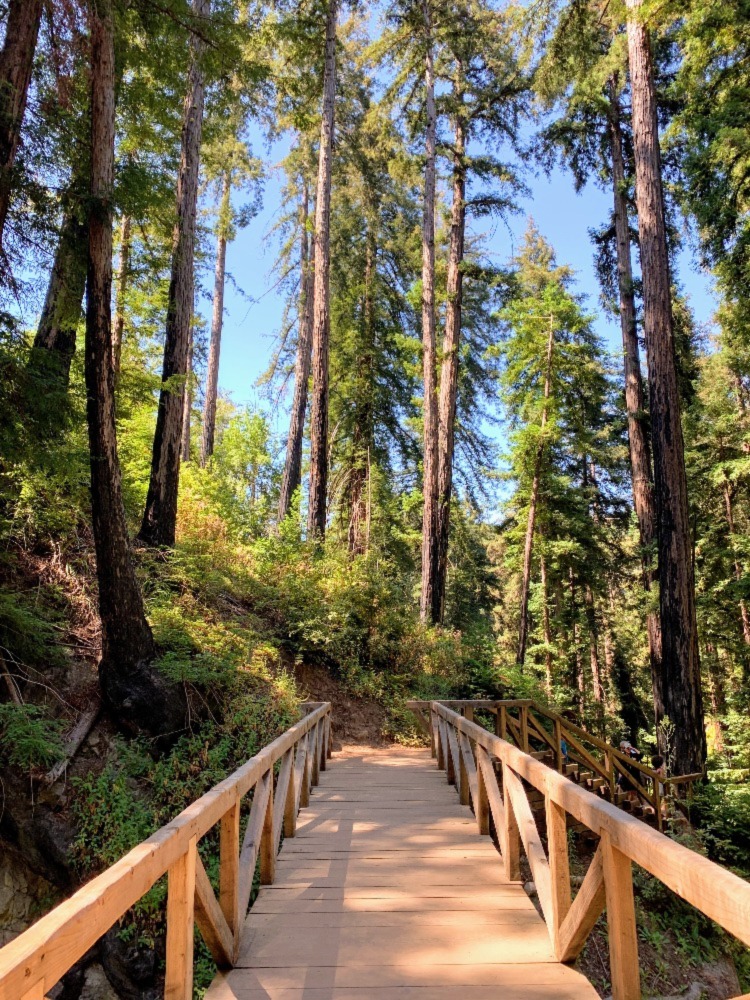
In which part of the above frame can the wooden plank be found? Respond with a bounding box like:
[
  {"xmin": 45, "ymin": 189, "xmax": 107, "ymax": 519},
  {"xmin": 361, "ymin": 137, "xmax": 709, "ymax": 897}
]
[
  {"xmin": 219, "ymin": 799, "xmax": 240, "ymax": 943},
  {"xmin": 474, "ymin": 742, "xmax": 490, "ymax": 836},
  {"xmin": 476, "ymin": 746, "xmax": 505, "ymax": 847},
  {"xmin": 194, "ymin": 851, "xmax": 235, "ymax": 968},
  {"xmin": 283, "ymin": 744, "xmax": 298, "ymax": 839},
  {"xmin": 445, "ymin": 724, "xmax": 462, "ymax": 798},
  {"xmin": 272, "ymin": 749, "xmax": 294, "ymax": 854},
  {"xmin": 601, "ymin": 831, "xmax": 640, "ymax": 1000},
  {"xmin": 293, "ymin": 738, "xmax": 308, "ymax": 814},
  {"xmin": 260, "ymin": 770, "xmax": 276, "ymax": 886},
  {"xmin": 545, "ymin": 797, "xmax": 572, "ymax": 957},
  {"xmin": 557, "ymin": 843, "xmax": 606, "ymax": 962},
  {"xmin": 458, "ymin": 731, "xmax": 479, "ymax": 808},
  {"xmin": 165, "ymin": 837, "xmax": 197, "ymax": 1000},
  {"xmin": 503, "ymin": 764, "xmax": 552, "ymax": 922},
  {"xmin": 237, "ymin": 771, "xmax": 272, "ymax": 921}
]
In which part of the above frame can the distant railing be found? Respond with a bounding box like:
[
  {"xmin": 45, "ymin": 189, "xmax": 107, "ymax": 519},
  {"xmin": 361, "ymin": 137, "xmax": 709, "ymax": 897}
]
[
  {"xmin": 408, "ymin": 700, "xmax": 750, "ymax": 1000},
  {"xmin": 408, "ymin": 698, "xmax": 702, "ymax": 831},
  {"xmin": 0, "ymin": 701, "xmax": 332, "ymax": 1000}
]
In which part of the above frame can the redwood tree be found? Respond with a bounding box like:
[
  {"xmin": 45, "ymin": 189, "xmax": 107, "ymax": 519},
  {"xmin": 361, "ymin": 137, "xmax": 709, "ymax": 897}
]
[
  {"xmin": 626, "ymin": 0, "xmax": 706, "ymax": 773},
  {"xmin": 0, "ymin": 0, "xmax": 43, "ymax": 252},
  {"xmin": 419, "ymin": 0, "xmax": 440, "ymax": 621},
  {"xmin": 201, "ymin": 170, "xmax": 231, "ymax": 466},
  {"xmin": 278, "ymin": 177, "xmax": 314, "ymax": 516},
  {"xmin": 86, "ymin": 0, "xmax": 186, "ymax": 737},
  {"xmin": 139, "ymin": 0, "xmax": 209, "ymax": 546},
  {"xmin": 307, "ymin": 0, "xmax": 338, "ymax": 539}
]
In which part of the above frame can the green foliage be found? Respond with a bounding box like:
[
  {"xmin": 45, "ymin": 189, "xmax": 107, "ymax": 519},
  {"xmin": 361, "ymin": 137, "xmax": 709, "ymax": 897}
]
[{"xmin": 0, "ymin": 704, "xmax": 63, "ymax": 770}]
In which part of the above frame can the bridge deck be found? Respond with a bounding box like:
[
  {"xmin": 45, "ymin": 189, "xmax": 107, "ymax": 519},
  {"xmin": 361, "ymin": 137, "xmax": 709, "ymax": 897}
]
[{"xmin": 207, "ymin": 746, "xmax": 598, "ymax": 1000}]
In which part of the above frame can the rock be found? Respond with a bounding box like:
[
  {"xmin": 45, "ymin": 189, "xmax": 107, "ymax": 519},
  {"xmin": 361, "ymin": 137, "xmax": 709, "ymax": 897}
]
[
  {"xmin": 524, "ymin": 880, "xmax": 537, "ymax": 895},
  {"xmin": 0, "ymin": 845, "xmax": 56, "ymax": 945},
  {"xmin": 100, "ymin": 928, "xmax": 160, "ymax": 1000},
  {"xmin": 79, "ymin": 964, "xmax": 119, "ymax": 1000}
]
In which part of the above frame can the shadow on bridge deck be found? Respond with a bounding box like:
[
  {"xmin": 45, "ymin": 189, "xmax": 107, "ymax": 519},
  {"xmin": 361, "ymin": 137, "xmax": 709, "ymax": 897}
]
[{"xmin": 207, "ymin": 746, "xmax": 597, "ymax": 1000}]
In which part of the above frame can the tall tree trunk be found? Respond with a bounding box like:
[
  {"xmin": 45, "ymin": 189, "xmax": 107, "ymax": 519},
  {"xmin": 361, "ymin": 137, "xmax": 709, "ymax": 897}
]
[
  {"xmin": 348, "ymin": 229, "xmax": 375, "ymax": 555},
  {"xmin": 722, "ymin": 478, "xmax": 750, "ymax": 644},
  {"xmin": 31, "ymin": 196, "xmax": 89, "ymax": 384},
  {"xmin": 585, "ymin": 584, "xmax": 604, "ymax": 707},
  {"xmin": 419, "ymin": 0, "xmax": 439, "ymax": 623},
  {"xmin": 200, "ymin": 170, "xmax": 231, "ymax": 466},
  {"xmin": 307, "ymin": 0, "xmax": 338, "ymax": 540},
  {"xmin": 279, "ymin": 177, "xmax": 314, "ymax": 516},
  {"xmin": 517, "ymin": 317, "xmax": 554, "ymax": 666},
  {"xmin": 540, "ymin": 550, "xmax": 553, "ymax": 695},
  {"xmin": 626, "ymin": 0, "xmax": 706, "ymax": 774},
  {"xmin": 569, "ymin": 566, "xmax": 585, "ymax": 716},
  {"xmin": 86, "ymin": 0, "xmax": 185, "ymax": 738},
  {"xmin": 181, "ymin": 336, "xmax": 192, "ymax": 462},
  {"xmin": 0, "ymin": 0, "xmax": 42, "ymax": 252},
  {"xmin": 138, "ymin": 0, "xmax": 209, "ymax": 547},
  {"xmin": 434, "ymin": 80, "xmax": 467, "ymax": 623},
  {"xmin": 607, "ymin": 79, "xmax": 663, "ymax": 712},
  {"xmin": 112, "ymin": 213, "xmax": 131, "ymax": 377}
]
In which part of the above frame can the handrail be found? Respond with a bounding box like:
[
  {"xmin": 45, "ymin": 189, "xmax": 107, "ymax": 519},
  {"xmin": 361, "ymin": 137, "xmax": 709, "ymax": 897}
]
[
  {"xmin": 416, "ymin": 701, "xmax": 750, "ymax": 1000},
  {"xmin": 408, "ymin": 698, "xmax": 702, "ymax": 829},
  {"xmin": 0, "ymin": 701, "xmax": 332, "ymax": 1000}
]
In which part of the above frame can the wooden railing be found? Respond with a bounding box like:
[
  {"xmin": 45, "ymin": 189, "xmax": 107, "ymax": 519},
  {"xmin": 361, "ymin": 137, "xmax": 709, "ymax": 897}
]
[
  {"xmin": 0, "ymin": 701, "xmax": 332, "ymax": 1000},
  {"xmin": 412, "ymin": 700, "xmax": 750, "ymax": 1000},
  {"xmin": 408, "ymin": 698, "xmax": 702, "ymax": 830}
]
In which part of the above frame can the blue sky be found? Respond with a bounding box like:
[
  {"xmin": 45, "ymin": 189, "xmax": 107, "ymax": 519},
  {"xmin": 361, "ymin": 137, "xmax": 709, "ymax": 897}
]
[{"xmin": 202, "ymin": 141, "xmax": 718, "ymax": 442}]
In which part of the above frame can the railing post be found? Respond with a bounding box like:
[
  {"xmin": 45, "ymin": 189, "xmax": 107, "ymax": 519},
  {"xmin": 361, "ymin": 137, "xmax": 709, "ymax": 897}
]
[
  {"xmin": 496, "ymin": 704, "xmax": 507, "ymax": 741},
  {"xmin": 320, "ymin": 715, "xmax": 328, "ymax": 771},
  {"xmin": 164, "ymin": 836, "xmax": 197, "ymax": 1000},
  {"xmin": 311, "ymin": 722, "xmax": 321, "ymax": 787},
  {"xmin": 520, "ymin": 705, "xmax": 529, "ymax": 753},
  {"xmin": 601, "ymin": 830, "xmax": 640, "ymax": 1000},
  {"xmin": 546, "ymin": 796, "xmax": 572, "ymax": 957},
  {"xmin": 260, "ymin": 770, "xmax": 276, "ymax": 885},
  {"xmin": 554, "ymin": 718, "xmax": 563, "ymax": 772},
  {"xmin": 326, "ymin": 713, "xmax": 333, "ymax": 759},
  {"xmin": 434, "ymin": 710, "xmax": 444, "ymax": 769},
  {"xmin": 464, "ymin": 706, "xmax": 474, "ymax": 723},
  {"xmin": 475, "ymin": 742, "xmax": 490, "ymax": 835},
  {"xmin": 501, "ymin": 762, "xmax": 521, "ymax": 881},
  {"xmin": 301, "ymin": 734, "xmax": 311, "ymax": 808},
  {"xmin": 459, "ymin": 733, "xmax": 470, "ymax": 806},
  {"xmin": 284, "ymin": 746, "xmax": 298, "ymax": 838},
  {"xmin": 219, "ymin": 799, "xmax": 240, "ymax": 949}
]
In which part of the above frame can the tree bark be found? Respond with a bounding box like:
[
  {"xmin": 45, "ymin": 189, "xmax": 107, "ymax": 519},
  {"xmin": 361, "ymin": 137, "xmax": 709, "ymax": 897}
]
[
  {"xmin": 607, "ymin": 79, "xmax": 663, "ymax": 711},
  {"xmin": 516, "ymin": 317, "xmax": 554, "ymax": 666},
  {"xmin": 112, "ymin": 213, "xmax": 131, "ymax": 377},
  {"xmin": 0, "ymin": 0, "xmax": 43, "ymax": 251},
  {"xmin": 85, "ymin": 0, "xmax": 186, "ymax": 738},
  {"xmin": 540, "ymin": 550, "xmax": 553, "ymax": 695},
  {"xmin": 348, "ymin": 229, "xmax": 375, "ymax": 555},
  {"xmin": 278, "ymin": 177, "xmax": 314, "ymax": 516},
  {"xmin": 626, "ymin": 0, "xmax": 706, "ymax": 774},
  {"xmin": 419, "ymin": 0, "xmax": 439, "ymax": 623},
  {"xmin": 31, "ymin": 196, "xmax": 89, "ymax": 384},
  {"xmin": 200, "ymin": 170, "xmax": 231, "ymax": 466},
  {"xmin": 307, "ymin": 0, "xmax": 338, "ymax": 540},
  {"xmin": 585, "ymin": 584, "xmax": 604, "ymax": 708},
  {"xmin": 181, "ymin": 335, "xmax": 192, "ymax": 462},
  {"xmin": 434, "ymin": 76, "xmax": 467, "ymax": 623},
  {"xmin": 139, "ymin": 0, "xmax": 209, "ymax": 547},
  {"xmin": 722, "ymin": 478, "xmax": 750, "ymax": 645}
]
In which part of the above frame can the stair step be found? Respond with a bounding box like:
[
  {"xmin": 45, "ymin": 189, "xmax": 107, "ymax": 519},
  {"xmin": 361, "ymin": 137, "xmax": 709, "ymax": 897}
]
[
  {"xmin": 588, "ymin": 777, "xmax": 606, "ymax": 790},
  {"xmin": 565, "ymin": 764, "xmax": 578, "ymax": 776}
]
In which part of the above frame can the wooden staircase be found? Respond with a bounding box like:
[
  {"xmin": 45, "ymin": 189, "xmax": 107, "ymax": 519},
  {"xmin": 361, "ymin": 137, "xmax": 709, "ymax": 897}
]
[{"xmin": 407, "ymin": 698, "xmax": 701, "ymax": 833}]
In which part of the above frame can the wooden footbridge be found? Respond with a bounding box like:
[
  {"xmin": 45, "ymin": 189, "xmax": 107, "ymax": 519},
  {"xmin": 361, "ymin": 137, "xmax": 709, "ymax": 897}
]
[{"xmin": 1, "ymin": 701, "xmax": 750, "ymax": 1000}]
